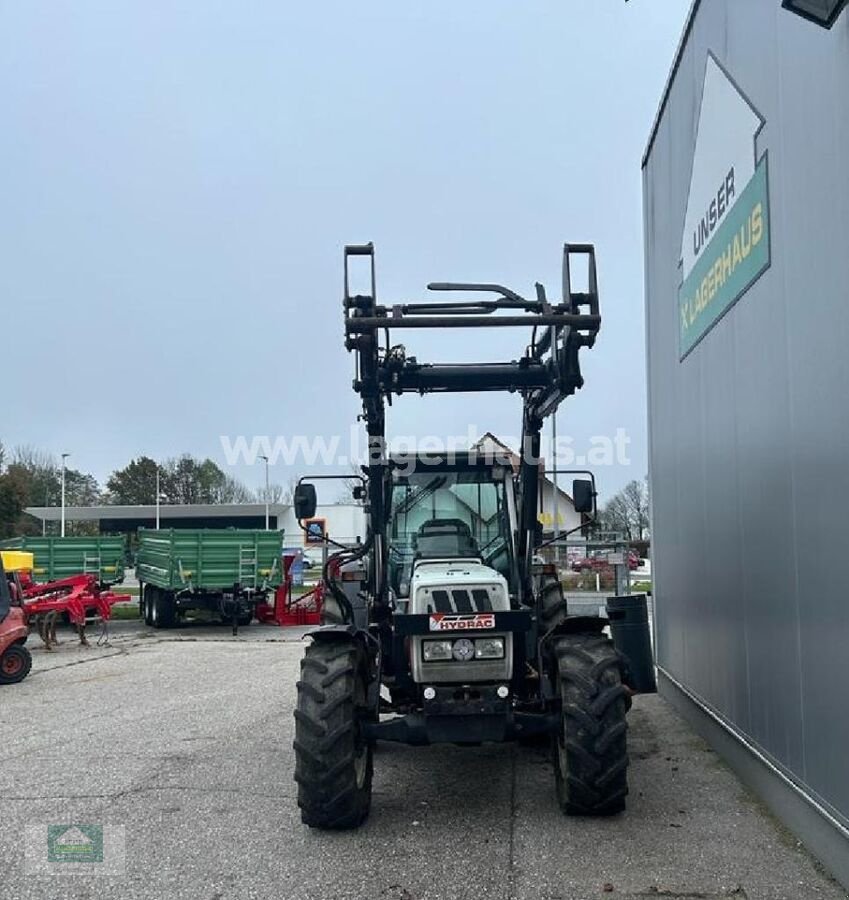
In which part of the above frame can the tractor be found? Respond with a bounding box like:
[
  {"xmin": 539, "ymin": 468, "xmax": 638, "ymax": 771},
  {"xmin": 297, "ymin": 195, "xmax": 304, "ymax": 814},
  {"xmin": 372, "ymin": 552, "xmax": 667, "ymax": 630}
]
[{"xmin": 292, "ymin": 243, "xmax": 655, "ymax": 828}]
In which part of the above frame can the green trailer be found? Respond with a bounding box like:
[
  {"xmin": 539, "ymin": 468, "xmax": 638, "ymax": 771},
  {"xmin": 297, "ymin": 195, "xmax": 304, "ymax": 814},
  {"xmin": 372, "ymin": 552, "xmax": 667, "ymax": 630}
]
[
  {"xmin": 136, "ymin": 529, "xmax": 283, "ymax": 628},
  {"xmin": 0, "ymin": 535, "xmax": 126, "ymax": 586}
]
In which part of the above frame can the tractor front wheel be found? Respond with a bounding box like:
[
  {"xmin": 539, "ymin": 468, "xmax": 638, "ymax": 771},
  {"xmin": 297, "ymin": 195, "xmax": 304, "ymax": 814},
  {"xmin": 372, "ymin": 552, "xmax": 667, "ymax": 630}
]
[
  {"xmin": 552, "ymin": 633, "xmax": 630, "ymax": 815},
  {"xmin": 294, "ymin": 639, "xmax": 373, "ymax": 829},
  {"xmin": 0, "ymin": 644, "xmax": 33, "ymax": 685}
]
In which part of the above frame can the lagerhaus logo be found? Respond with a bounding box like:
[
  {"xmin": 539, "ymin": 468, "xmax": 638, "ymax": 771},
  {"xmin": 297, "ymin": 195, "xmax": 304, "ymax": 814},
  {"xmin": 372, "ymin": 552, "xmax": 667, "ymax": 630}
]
[
  {"xmin": 47, "ymin": 825, "xmax": 104, "ymax": 864},
  {"xmin": 678, "ymin": 53, "xmax": 771, "ymax": 360}
]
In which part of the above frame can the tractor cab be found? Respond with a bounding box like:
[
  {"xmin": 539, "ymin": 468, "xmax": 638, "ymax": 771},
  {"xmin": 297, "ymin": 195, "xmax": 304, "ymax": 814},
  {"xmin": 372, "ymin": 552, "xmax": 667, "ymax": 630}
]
[
  {"xmin": 0, "ymin": 551, "xmax": 32, "ymax": 685},
  {"xmin": 386, "ymin": 453, "xmax": 518, "ymax": 603}
]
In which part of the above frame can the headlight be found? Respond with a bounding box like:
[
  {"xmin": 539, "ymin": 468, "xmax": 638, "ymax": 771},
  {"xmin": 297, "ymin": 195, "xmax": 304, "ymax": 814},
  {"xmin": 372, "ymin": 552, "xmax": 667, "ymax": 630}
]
[
  {"xmin": 422, "ymin": 640, "xmax": 453, "ymax": 662},
  {"xmin": 474, "ymin": 637, "xmax": 505, "ymax": 660}
]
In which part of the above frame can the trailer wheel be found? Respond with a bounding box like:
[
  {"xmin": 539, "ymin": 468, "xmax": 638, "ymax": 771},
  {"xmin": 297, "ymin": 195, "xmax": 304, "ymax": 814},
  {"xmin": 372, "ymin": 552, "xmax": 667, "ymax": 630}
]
[
  {"xmin": 0, "ymin": 644, "xmax": 32, "ymax": 685},
  {"xmin": 237, "ymin": 611, "xmax": 253, "ymax": 627},
  {"xmin": 539, "ymin": 574, "xmax": 567, "ymax": 632},
  {"xmin": 150, "ymin": 588, "xmax": 175, "ymax": 629},
  {"xmin": 143, "ymin": 587, "xmax": 153, "ymax": 626},
  {"xmin": 294, "ymin": 639, "xmax": 373, "ymax": 829},
  {"xmin": 552, "ymin": 633, "xmax": 630, "ymax": 816}
]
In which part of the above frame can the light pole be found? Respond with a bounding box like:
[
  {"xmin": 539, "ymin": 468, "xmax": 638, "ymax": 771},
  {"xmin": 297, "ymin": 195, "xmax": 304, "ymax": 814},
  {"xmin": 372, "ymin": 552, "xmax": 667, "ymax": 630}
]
[
  {"xmin": 60, "ymin": 452, "xmax": 70, "ymax": 538},
  {"xmin": 155, "ymin": 466, "xmax": 161, "ymax": 529},
  {"xmin": 259, "ymin": 454, "xmax": 270, "ymax": 530}
]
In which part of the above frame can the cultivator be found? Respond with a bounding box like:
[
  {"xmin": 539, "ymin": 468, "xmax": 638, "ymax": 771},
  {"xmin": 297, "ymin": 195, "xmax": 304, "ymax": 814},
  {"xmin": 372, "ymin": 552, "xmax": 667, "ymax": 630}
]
[{"xmin": 17, "ymin": 572, "xmax": 130, "ymax": 649}]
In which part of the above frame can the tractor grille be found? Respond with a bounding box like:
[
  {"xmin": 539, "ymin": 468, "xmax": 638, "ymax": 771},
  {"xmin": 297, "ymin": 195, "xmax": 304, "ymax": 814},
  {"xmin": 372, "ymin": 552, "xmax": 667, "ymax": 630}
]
[{"xmin": 426, "ymin": 588, "xmax": 493, "ymax": 614}]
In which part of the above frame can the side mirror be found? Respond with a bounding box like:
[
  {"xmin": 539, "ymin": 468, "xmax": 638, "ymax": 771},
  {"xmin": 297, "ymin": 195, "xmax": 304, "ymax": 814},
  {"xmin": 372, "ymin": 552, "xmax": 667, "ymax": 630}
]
[
  {"xmin": 294, "ymin": 483, "xmax": 317, "ymax": 520},
  {"xmin": 572, "ymin": 479, "xmax": 595, "ymax": 515}
]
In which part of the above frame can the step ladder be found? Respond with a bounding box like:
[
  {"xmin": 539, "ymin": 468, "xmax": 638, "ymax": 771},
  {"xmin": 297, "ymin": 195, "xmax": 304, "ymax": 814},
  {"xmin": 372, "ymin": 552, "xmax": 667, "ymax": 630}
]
[
  {"xmin": 83, "ymin": 555, "xmax": 101, "ymax": 579},
  {"xmin": 238, "ymin": 546, "xmax": 258, "ymax": 590}
]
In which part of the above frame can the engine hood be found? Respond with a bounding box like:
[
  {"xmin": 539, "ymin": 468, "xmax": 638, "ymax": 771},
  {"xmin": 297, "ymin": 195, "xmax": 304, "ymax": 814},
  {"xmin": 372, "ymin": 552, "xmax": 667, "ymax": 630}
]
[{"xmin": 409, "ymin": 559, "xmax": 510, "ymax": 615}]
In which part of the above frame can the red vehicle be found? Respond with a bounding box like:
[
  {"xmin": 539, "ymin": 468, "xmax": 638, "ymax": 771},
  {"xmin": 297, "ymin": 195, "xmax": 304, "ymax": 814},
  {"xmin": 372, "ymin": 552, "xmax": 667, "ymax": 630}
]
[
  {"xmin": 571, "ymin": 550, "xmax": 641, "ymax": 573},
  {"xmin": 0, "ymin": 555, "xmax": 32, "ymax": 685}
]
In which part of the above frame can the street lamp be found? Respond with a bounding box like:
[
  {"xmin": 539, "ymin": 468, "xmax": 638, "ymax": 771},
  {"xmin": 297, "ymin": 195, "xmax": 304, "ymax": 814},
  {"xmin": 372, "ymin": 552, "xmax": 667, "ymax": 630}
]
[
  {"xmin": 782, "ymin": 0, "xmax": 849, "ymax": 27},
  {"xmin": 60, "ymin": 452, "xmax": 70, "ymax": 538},
  {"xmin": 259, "ymin": 454, "xmax": 270, "ymax": 531},
  {"xmin": 155, "ymin": 466, "xmax": 161, "ymax": 529}
]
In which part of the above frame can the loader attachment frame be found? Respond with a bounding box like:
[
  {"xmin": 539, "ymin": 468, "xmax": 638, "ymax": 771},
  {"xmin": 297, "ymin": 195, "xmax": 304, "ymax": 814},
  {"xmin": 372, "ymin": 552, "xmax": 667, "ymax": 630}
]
[{"xmin": 342, "ymin": 242, "xmax": 600, "ymax": 609}]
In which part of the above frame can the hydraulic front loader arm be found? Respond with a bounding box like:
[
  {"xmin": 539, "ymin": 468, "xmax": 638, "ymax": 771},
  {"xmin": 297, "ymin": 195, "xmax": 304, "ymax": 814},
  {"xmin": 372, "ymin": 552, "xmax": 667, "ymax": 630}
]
[{"xmin": 343, "ymin": 242, "xmax": 601, "ymax": 605}]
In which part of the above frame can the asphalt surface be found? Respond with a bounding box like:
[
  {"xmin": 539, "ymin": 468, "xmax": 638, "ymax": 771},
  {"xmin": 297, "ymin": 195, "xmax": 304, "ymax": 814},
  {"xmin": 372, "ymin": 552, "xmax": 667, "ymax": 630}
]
[{"xmin": 1, "ymin": 621, "xmax": 846, "ymax": 900}]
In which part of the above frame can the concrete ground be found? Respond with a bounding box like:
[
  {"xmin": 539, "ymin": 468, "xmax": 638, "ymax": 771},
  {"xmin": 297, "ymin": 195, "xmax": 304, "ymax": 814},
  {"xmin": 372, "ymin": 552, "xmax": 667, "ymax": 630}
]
[{"xmin": 1, "ymin": 622, "xmax": 845, "ymax": 900}]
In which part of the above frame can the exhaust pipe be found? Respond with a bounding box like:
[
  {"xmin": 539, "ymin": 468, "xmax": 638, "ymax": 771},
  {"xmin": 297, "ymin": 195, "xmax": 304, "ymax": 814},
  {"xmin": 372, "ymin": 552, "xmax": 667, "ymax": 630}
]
[{"xmin": 606, "ymin": 594, "xmax": 657, "ymax": 694}]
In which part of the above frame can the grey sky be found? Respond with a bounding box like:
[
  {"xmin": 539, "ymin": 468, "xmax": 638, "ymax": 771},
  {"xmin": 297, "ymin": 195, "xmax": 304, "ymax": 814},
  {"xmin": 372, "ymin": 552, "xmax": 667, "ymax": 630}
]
[{"xmin": 1, "ymin": 1, "xmax": 691, "ymax": 501}]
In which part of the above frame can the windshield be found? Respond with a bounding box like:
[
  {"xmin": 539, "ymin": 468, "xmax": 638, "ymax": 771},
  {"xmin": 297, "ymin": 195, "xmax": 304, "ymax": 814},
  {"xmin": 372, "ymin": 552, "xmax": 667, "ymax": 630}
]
[{"xmin": 387, "ymin": 469, "xmax": 514, "ymax": 596}]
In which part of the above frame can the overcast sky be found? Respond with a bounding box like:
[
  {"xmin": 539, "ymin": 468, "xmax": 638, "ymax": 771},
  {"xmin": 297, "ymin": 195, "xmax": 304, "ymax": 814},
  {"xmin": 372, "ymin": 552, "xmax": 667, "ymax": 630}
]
[{"xmin": 1, "ymin": 1, "xmax": 691, "ymax": 501}]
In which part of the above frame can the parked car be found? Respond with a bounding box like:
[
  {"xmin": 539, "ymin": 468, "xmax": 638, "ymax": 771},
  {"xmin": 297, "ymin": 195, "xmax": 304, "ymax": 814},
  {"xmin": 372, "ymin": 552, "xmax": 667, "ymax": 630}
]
[{"xmin": 571, "ymin": 550, "xmax": 641, "ymax": 573}]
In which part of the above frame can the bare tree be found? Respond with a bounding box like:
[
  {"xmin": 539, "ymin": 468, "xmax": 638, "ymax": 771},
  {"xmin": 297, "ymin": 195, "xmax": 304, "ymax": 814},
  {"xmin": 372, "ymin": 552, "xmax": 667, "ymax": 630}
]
[
  {"xmin": 621, "ymin": 478, "xmax": 650, "ymax": 540},
  {"xmin": 257, "ymin": 481, "xmax": 293, "ymax": 504},
  {"xmin": 599, "ymin": 477, "xmax": 650, "ymax": 540}
]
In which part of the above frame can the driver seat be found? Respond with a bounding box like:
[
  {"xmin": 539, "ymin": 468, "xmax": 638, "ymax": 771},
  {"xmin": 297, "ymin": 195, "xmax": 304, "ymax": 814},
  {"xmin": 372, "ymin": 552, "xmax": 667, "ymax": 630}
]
[{"xmin": 413, "ymin": 519, "xmax": 479, "ymax": 559}]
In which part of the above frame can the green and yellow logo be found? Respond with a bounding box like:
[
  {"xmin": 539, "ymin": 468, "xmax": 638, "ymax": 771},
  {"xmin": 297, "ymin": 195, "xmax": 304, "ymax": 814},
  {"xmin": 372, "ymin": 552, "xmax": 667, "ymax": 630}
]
[
  {"xmin": 47, "ymin": 825, "xmax": 104, "ymax": 863},
  {"xmin": 678, "ymin": 54, "xmax": 771, "ymax": 360},
  {"xmin": 680, "ymin": 157, "xmax": 770, "ymax": 357}
]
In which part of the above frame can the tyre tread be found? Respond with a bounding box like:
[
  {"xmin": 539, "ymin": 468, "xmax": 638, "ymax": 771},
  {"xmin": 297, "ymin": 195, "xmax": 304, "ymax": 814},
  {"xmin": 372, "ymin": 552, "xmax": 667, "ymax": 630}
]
[
  {"xmin": 553, "ymin": 632, "xmax": 629, "ymax": 816},
  {"xmin": 293, "ymin": 639, "xmax": 372, "ymax": 829}
]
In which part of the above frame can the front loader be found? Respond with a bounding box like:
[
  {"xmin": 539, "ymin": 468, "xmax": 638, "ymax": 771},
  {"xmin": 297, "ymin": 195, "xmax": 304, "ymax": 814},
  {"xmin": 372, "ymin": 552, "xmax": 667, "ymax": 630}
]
[{"xmin": 292, "ymin": 243, "xmax": 655, "ymax": 828}]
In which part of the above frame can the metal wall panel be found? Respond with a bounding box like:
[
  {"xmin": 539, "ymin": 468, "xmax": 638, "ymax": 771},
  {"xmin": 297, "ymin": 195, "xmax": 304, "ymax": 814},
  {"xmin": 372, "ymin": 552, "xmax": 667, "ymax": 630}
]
[{"xmin": 643, "ymin": 0, "xmax": 849, "ymax": 828}]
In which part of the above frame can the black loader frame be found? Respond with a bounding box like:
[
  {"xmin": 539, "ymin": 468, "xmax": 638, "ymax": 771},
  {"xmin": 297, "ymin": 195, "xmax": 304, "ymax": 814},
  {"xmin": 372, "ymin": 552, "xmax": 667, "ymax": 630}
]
[{"xmin": 292, "ymin": 243, "xmax": 655, "ymax": 829}]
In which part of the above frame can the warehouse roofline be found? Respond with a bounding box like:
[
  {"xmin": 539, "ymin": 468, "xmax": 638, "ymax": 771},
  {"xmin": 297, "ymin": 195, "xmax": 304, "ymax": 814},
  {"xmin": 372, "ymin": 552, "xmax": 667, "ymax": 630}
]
[{"xmin": 642, "ymin": 0, "xmax": 702, "ymax": 169}]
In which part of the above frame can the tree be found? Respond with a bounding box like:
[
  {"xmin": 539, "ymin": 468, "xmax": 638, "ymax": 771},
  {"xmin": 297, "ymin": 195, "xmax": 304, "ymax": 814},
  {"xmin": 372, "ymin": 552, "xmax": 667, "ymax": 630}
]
[
  {"xmin": 599, "ymin": 477, "xmax": 650, "ymax": 541},
  {"xmin": 63, "ymin": 469, "xmax": 101, "ymax": 507},
  {"xmin": 106, "ymin": 454, "xmax": 254, "ymax": 506},
  {"xmin": 105, "ymin": 456, "xmax": 159, "ymax": 505},
  {"xmin": 257, "ymin": 481, "xmax": 291, "ymax": 504},
  {"xmin": 621, "ymin": 478, "xmax": 650, "ymax": 541},
  {"xmin": 0, "ymin": 465, "xmax": 31, "ymax": 538},
  {"xmin": 213, "ymin": 473, "xmax": 256, "ymax": 504},
  {"xmin": 600, "ymin": 492, "xmax": 632, "ymax": 538},
  {"xmin": 0, "ymin": 446, "xmax": 102, "ymax": 536}
]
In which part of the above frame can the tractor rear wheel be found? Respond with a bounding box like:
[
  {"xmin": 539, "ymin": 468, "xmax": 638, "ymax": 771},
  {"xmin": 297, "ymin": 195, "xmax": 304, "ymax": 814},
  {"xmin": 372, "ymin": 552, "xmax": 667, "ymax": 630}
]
[
  {"xmin": 0, "ymin": 644, "xmax": 32, "ymax": 684},
  {"xmin": 294, "ymin": 639, "xmax": 373, "ymax": 829},
  {"xmin": 539, "ymin": 573, "xmax": 568, "ymax": 632},
  {"xmin": 552, "ymin": 632, "xmax": 630, "ymax": 815}
]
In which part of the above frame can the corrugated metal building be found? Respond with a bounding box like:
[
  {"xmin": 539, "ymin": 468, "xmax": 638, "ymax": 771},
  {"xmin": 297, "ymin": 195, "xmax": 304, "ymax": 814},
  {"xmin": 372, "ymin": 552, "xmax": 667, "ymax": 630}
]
[{"xmin": 642, "ymin": 0, "xmax": 849, "ymax": 887}]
